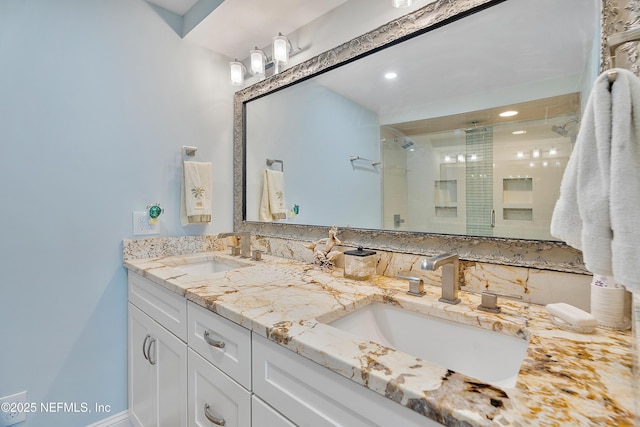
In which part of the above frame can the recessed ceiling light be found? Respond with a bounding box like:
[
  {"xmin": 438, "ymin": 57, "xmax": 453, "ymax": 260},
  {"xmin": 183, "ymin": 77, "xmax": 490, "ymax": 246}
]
[
  {"xmin": 512, "ymin": 130, "xmax": 527, "ymax": 135},
  {"xmin": 499, "ymin": 110, "xmax": 518, "ymax": 117},
  {"xmin": 384, "ymin": 72, "xmax": 397, "ymax": 79}
]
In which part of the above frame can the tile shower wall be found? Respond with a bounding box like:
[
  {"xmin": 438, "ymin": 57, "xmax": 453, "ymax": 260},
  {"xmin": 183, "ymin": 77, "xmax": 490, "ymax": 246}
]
[{"xmin": 465, "ymin": 127, "xmax": 494, "ymax": 237}]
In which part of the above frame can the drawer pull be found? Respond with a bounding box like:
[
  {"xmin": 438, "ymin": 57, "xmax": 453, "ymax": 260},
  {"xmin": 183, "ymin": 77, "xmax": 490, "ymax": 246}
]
[
  {"xmin": 147, "ymin": 338, "xmax": 157, "ymax": 366},
  {"xmin": 204, "ymin": 403, "xmax": 226, "ymax": 426},
  {"xmin": 204, "ymin": 330, "xmax": 226, "ymax": 349},
  {"xmin": 142, "ymin": 334, "xmax": 151, "ymax": 361}
]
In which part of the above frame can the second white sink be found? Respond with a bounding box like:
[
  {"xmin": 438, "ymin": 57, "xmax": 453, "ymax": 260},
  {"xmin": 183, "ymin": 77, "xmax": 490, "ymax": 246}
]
[
  {"xmin": 327, "ymin": 303, "xmax": 528, "ymax": 388},
  {"xmin": 174, "ymin": 259, "xmax": 248, "ymax": 276}
]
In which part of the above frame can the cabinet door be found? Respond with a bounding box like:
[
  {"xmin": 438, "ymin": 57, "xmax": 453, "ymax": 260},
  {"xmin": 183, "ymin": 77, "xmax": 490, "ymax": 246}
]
[
  {"xmin": 129, "ymin": 303, "xmax": 188, "ymax": 427},
  {"xmin": 129, "ymin": 304, "xmax": 156, "ymax": 427},
  {"xmin": 188, "ymin": 349, "xmax": 251, "ymax": 427}
]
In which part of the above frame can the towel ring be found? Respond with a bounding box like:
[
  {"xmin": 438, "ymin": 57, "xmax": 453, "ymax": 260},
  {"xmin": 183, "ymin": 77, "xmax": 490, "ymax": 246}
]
[{"xmin": 266, "ymin": 158, "xmax": 284, "ymax": 172}]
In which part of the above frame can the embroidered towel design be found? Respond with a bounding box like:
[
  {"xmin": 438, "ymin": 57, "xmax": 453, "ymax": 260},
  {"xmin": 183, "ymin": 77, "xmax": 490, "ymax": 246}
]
[{"xmin": 181, "ymin": 161, "xmax": 212, "ymax": 225}]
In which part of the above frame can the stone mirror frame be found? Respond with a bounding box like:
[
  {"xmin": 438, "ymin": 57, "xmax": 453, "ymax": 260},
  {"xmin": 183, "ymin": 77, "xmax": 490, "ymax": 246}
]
[{"xmin": 233, "ymin": 0, "xmax": 631, "ymax": 274}]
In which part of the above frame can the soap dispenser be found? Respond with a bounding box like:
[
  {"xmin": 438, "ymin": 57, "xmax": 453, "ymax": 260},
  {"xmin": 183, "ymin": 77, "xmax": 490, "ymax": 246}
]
[{"xmin": 343, "ymin": 247, "xmax": 377, "ymax": 281}]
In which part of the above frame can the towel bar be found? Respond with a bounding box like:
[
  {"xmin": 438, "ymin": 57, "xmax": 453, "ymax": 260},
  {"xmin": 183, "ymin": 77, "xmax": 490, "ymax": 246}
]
[{"xmin": 349, "ymin": 156, "xmax": 380, "ymax": 166}]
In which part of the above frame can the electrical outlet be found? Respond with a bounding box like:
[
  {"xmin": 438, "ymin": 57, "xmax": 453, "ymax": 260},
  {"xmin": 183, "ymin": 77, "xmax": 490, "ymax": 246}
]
[
  {"xmin": 0, "ymin": 391, "xmax": 27, "ymax": 427},
  {"xmin": 133, "ymin": 211, "xmax": 159, "ymax": 236}
]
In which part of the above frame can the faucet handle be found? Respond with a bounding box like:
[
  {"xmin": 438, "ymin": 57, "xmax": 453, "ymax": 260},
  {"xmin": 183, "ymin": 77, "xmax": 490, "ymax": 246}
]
[
  {"xmin": 477, "ymin": 291, "xmax": 523, "ymax": 313},
  {"xmin": 396, "ymin": 274, "xmax": 425, "ymax": 297}
]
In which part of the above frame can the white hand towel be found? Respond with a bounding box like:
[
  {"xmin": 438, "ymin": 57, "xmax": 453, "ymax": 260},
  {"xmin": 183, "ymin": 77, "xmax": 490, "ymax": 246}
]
[
  {"xmin": 181, "ymin": 161, "xmax": 212, "ymax": 225},
  {"xmin": 551, "ymin": 68, "xmax": 640, "ymax": 293},
  {"xmin": 259, "ymin": 169, "xmax": 286, "ymax": 221}
]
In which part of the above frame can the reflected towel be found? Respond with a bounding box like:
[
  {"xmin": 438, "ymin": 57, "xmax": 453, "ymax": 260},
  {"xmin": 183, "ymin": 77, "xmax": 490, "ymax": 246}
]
[
  {"xmin": 181, "ymin": 161, "xmax": 212, "ymax": 225},
  {"xmin": 551, "ymin": 68, "xmax": 640, "ymax": 292},
  {"xmin": 259, "ymin": 169, "xmax": 286, "ymax": 221}
]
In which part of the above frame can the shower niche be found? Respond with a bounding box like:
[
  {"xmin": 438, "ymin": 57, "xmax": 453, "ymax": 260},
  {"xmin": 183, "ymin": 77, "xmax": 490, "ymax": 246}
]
[
  {"xmin": 502, "ymin": 178, "xmax": 533, "ymax": 221},
  {"xmin": 434, "ymin": 180, "xmax": 458, "ymax": 218}
]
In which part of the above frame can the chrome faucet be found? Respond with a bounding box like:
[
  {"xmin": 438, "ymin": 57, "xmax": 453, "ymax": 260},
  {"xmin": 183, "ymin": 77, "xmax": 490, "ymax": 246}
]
[
  {"xmin": 421, "ymin": 253, "xmax": 461, "ymax": 305},
  {"xmin": 217, "ymin": 232, "xmax": 252, "ymax": 258}
]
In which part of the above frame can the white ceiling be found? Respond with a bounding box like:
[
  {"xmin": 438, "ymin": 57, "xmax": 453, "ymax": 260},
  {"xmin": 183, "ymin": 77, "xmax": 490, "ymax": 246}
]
[{"xmin": 147, "ymin": 0, "xmax": 350, "ymax": 59}]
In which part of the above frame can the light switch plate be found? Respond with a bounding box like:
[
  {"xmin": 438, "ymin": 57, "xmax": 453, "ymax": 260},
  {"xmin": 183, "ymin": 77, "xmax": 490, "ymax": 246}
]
[{"xmin": 133, "ymin": 211, "xmax": 159, "ymax": 236}]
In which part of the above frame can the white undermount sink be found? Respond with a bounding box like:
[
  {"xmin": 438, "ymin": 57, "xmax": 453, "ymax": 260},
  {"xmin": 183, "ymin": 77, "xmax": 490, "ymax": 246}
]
[
  {"xmin": 174, "ymin": 259, "xmax": 248, "ymax": 276},
  {"xmin": 327, "ymin": 303, "xmax": 528, "ymax": 388}
]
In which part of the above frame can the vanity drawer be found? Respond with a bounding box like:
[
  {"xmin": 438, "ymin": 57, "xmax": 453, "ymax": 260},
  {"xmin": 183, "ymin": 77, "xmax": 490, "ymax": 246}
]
[
  {"xmin": 187, "ymin": 301, "xmax": 252, "ymax": 389},
  {"xmin": 128, "ymin": 272, "xmax": 187, "ymax": 341},
  {"xmin": 253, "ymin": 334, "xmax": 439, "ymax": 427},
  {"xmin": 188, "ymin": 348, "xmax": 251, "ymax": 427},
  {"xmin": 252, "ymin": 395, "xmax": 296, "ymax": 427}
]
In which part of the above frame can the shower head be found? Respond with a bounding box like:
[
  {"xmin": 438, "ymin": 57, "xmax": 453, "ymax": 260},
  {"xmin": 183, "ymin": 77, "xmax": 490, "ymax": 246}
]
[
  {"xmin": 465, "ymin": 121, "xmax": 487, "ymax": 133},
  {"xmin": 401, "ymin": 140, "xmax": 415, "ymax": 150},
  {"xmin": 551, "ymin": 125, "xmax": 569, "ymax": 137},
  {"xmin": 551, "ymin": 118, "xmax": 579, "ymax": 137}
]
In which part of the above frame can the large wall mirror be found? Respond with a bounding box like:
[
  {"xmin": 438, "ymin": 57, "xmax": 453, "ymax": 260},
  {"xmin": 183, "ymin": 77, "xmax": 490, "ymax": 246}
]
[{"xmin": 234, "ymin": 0, "xmax": 603, "ymax": 273}]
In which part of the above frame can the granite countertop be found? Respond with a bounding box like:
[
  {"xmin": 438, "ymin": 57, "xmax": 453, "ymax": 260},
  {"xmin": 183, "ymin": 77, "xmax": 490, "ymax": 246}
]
[{"xmin": 123, "ymin": 251, "xmax": 635, "ymax": 426}]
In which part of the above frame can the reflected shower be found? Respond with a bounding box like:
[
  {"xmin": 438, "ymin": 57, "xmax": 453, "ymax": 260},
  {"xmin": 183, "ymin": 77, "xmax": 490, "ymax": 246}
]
[
  {"xmin": 551, "ymin": 118, "xmax": 580, "ymax": 137},
  {"xmin": 465, "ymin": 121, "xmax": 488, "ymax": 133}
]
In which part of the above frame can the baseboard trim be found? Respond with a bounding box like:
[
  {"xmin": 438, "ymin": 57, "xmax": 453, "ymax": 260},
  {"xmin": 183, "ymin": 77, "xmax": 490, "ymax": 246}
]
[{"xmin": 86, "ymin": 410, "xmax": 132, "ymax": 427}]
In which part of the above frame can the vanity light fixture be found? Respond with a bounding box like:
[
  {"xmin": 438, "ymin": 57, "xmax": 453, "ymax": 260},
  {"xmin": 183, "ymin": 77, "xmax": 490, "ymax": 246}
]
[
  {"xmin": 516, "ymin": 151, "xmax": 524, "ymax": 159},
  {"xmin": 532, "ymin": 149, "xmax": 540, "ymax": 158},
  {"xmin": 273, "ymin": 33, "xmax": 290, "ymax": 64},
  {"xmin": 543, "ymin": 161, "xmax": 549, "ymax": 167},
  {"xmin": 470, "ymin": 153, "xmax": 478, "ymax": 161},
  {"xmin": 499, "ymin": 110, "xmax": 518, "ymax": 117},
  {"xmin": 250, "ymin": 47, "xmax": 268, "ymax": 76},
  {"xmin": 549, "ymin": 147, "xmax": 557, "ymax": 156},
  {"xmin": 230, "ymin": 60, "xmax": 246, "ymax": 86},
  {"xmin": 457, "ymin": 154, "xmax": 465, "ymax": 163},
  {"xmin": 232, "ymin": 32, "xmax": 302, "ymax": 85},
  {"xmin": 392, "ymin": 0, "xmax": 413, "ymax": 7}
]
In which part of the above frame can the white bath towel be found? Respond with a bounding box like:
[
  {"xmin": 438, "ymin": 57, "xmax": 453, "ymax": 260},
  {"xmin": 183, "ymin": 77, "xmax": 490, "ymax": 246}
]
[
  {"xmin": 551, "ymin": 68, "xmax": 640, "ymax": 293},
  {"xmin": 181, "ymin": 161, "xmax": 212, "ymax": 225},
  {"xmin": 259, "ymin": 169, "xmax": 286, "ymax": 221}
]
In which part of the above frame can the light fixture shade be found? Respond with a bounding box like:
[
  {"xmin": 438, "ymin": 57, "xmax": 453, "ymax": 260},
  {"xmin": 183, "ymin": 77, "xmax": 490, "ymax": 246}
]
[
  {"xmin": 273, "ymin": 33, "xmax": 290, "ymax": 64},
  {"xmin": 230, "ymin": 60, "xmax": 245, "ymax": 86},
  {"xmin": 391, "ymin": 0, "xmax": 412, "ymax": 7},
  {"xmin": 250, "ymin": 47, "xmax": 266, "ymax": 75}
]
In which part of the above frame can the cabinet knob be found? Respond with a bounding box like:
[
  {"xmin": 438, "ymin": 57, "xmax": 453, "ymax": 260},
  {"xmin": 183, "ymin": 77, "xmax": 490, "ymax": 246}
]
[
  {"xmin": 204, "ymin": 403, "xmax": 226, "ymax": 426},
  {"xmin": 204, "ymin": 330, "xmax": 226, "ymax": 349}
]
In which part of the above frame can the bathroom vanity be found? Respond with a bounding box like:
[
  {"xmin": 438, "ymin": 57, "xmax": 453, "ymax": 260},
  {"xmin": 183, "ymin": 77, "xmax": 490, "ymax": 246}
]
[{"xmin": 123, "ymin": 239, "xmax": 635, "ymax": 426}]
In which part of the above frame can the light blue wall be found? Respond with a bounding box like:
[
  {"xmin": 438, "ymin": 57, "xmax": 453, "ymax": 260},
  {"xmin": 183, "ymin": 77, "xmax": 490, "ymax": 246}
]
[
  {"xmin": 0, "ymin": 1, "xmax": 234, "ymax": 425},
  {"xmin": 245, "ymin": 81, "xmax": 381, "ymax": 228}
]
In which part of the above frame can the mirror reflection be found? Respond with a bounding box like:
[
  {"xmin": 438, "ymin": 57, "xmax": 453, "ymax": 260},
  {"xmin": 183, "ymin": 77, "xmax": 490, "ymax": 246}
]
[{"xmin": 244, "ymin": 0, "xmax": 599, "ymax": 241}]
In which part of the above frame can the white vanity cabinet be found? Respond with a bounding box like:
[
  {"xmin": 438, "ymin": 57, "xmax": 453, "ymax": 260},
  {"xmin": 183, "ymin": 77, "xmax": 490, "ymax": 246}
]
[
  {"xmin": 187, "ymin": 301, "xmax": 253, "ymax": 427},
  {"xmin": 128, "ymin": 274, "xmax": 188, "ymax": 427},
  {"xmin": 252, "ymin": 334, "xmax": 441, "ymax": 427}
]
